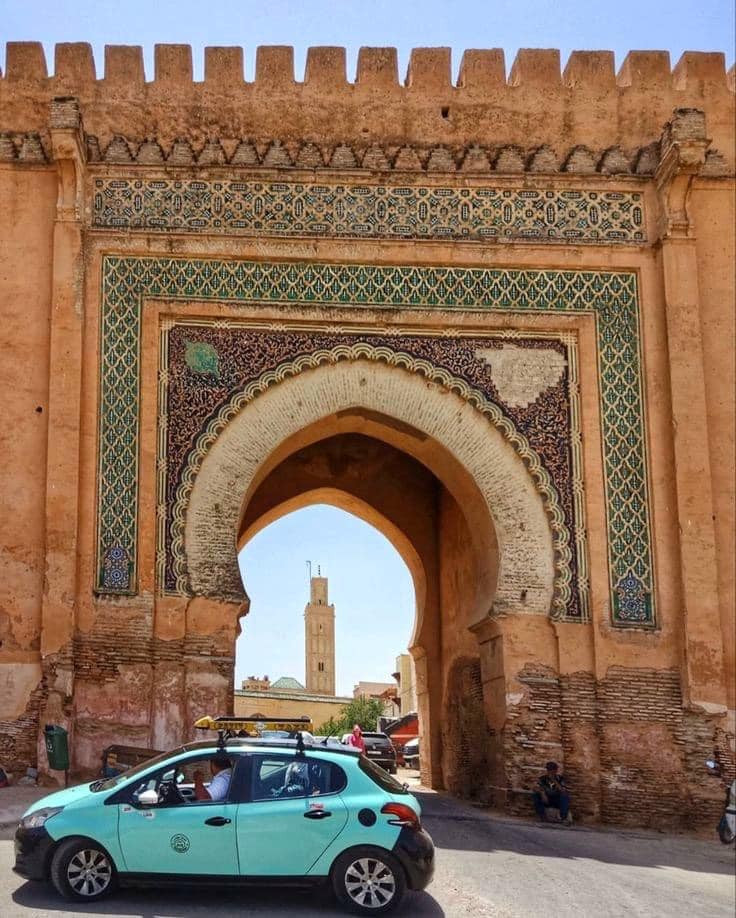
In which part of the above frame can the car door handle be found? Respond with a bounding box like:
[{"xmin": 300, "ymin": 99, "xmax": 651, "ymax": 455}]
[
  {"xmin": 304, "ymin": 810, "xmax": 332, "ymax": 819},
  {"xmin": 204, "ymin": 816, "xmax": 231, "ymax": 826}
]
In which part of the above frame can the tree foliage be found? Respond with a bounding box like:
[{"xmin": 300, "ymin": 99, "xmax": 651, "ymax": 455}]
[{"xmin": 316, "ymin": 696, "xmax": 386, "ymax": 736}]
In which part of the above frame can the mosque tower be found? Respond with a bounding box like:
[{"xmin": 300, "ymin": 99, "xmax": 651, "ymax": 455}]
[{"xmin": 304, "ymin": 572, "xmax": 336, "ymax": 695}]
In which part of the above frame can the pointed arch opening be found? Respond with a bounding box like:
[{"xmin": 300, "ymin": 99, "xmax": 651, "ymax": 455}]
[{"xmin": 182, "ymin": 358, "xmax": 558, "ymax": 788}]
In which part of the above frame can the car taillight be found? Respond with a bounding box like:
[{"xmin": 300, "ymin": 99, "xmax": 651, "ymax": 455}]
[{"xmin": 381, "ymin": 802, "xmax": 420, "ymax": 830}]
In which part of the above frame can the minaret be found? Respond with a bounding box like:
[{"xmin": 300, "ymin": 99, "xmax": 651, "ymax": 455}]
[{"xmin": 304, "ymin": 573, "xmax": 335, "ymax": 695}]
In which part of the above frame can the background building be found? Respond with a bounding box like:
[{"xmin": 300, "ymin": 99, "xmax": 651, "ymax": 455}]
[
  {"xmin": 393, "ymin": 653, "xmax": 417, "ymax": 713},
  {"xmin": 234, "ymin": 683, "xmax": 352, "ymax": 728},
  {"xmin": 241, "ymin": 675, "xmax": 271, "ymax": 692},
  {"xmin": 304, "ymin": 575, "xmax": 336, "ymax": 695},
  {"xmin": 354, "ymin": 681, "xmax": 400, "ymax": 719}
]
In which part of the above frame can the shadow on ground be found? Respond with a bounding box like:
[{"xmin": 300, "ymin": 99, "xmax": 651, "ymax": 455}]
[
  {"xmin": 12, "ymin": 881, "xmax": 445, "ymax": 916},
  {"xmin": 417, "ymin": 790, "xmax": 735, "ymax": 876}
]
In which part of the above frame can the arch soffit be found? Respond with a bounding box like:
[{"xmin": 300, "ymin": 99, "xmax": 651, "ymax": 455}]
[
  {"xmin": 181, "ymin": 350, "xmax": 561, "ymax": 619},
  {"xmin": 237, "ymin": 416, "xmax": 500, "ymax": 623}
]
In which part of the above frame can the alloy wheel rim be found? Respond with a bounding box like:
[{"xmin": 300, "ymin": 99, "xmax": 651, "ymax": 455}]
[
  {"xmin": 344, "ymin": 857, "xmax": 396, "ymax": 908},
  {"xmin": 67, "ymin": 848, "xmax": 112, "ymax": 897}
]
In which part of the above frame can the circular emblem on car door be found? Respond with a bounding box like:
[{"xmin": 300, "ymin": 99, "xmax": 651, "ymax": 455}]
[{"xmin": 170, "ymin": 834, "xmax": 190, "ymax": 853}]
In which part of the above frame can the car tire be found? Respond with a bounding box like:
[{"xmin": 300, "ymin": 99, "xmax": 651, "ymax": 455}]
[
  {"xmin": 50, "ymin": 838, "xmax": 117, "ymax": 902},
  {"xmin": 332, "ymin": 846, "xmax": 406, "ymax": 914}
]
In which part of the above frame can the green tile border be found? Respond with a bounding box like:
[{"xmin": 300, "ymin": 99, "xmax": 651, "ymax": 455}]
[{"xmin": 96, "ymin": 256, "xmax": 654, "ymax": 627}]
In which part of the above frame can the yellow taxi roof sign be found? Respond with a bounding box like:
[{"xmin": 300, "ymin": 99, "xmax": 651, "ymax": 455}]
[{"xmin": 194, "ymin": 715, "xmax": 313, "ymax": 734}]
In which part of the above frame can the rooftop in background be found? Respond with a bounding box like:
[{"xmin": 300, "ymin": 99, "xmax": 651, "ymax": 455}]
[
  {"xmin": 235, "ymin": 687, "xmax": 353, "ymax": 704},
  {"xmin": 354, "ymin": 681, "xmax": 397, "ymax": 699},
  {"xmin": 271, "ymin": 676, "xmax": 306, "ymax": 692}
]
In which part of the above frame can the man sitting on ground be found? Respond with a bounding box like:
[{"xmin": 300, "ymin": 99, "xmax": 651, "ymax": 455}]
[{"xmin": 533, "ymin": 761, "xmax": 571, "ymax": 824}]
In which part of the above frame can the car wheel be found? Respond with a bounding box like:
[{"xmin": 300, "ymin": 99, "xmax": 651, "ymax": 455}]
[
  {"xmin": 332, "ymin": 846, "xmax": 406, "ymax": 914},
  {"xmin": 50, "ymin": 838, "xmax": 117, "ymax": 902}
]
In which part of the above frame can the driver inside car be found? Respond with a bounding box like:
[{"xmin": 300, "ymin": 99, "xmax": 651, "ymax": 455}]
[{"xmin": 192, "ymin": 754, "xmax": 232, "ymax": 801}]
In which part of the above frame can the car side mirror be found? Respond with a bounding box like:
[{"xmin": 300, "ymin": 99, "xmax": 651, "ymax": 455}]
[{"xmin": 137, "ymin": 789, "xmax": 160, "ymax": 807}]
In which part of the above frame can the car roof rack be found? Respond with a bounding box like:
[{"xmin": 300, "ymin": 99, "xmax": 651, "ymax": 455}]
[
  {"xmin": 181, "ymin": 735, "xmax": 362, "ymax": 759},
  {"xmin": 193, "ymin": 715, "xmax": 314, "ymax": 752}
]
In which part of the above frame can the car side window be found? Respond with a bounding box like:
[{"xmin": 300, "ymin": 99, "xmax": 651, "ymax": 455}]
[
  {"xmin": 251, "ymin": 755, "xmax": 346, "ymax": 802},
  {"xmin": 127, "ymin": 754, "xmax": 242, "ymax": 806}
]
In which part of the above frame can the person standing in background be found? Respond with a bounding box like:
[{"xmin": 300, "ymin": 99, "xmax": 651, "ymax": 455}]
[{"xmin": 347, "ymin": 724, "xmax": 366, "ymax": 753}]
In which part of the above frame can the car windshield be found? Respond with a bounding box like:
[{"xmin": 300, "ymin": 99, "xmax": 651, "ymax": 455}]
[{"xmin": 91, "ymin": 748, "xmax": 185, "ymax": 792}]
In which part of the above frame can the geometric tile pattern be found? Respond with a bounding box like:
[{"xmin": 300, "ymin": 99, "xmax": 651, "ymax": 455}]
[
  {"xmin": 92, "ymin": 178, "xmax": 646, "ymax": 244},
  {"xmin": 97, "ymin": 256, "xmax": 654, "ymax": 627},
  {"xmin": 158, "ymin": 324, "xmax": 586, "ymax": 621}
]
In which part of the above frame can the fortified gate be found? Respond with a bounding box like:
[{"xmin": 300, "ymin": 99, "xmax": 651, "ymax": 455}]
[{"xmin": 0, "ymin": 42, "xmax": 734, "ymax": 829}]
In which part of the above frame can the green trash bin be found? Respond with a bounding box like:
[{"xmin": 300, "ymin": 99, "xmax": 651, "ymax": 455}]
[{"xmin": 44, "ymin": 724, "xmax": 70, "ymax": 772}]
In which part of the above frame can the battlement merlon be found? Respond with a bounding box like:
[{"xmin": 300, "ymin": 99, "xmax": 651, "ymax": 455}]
[{"xmin": 0, "ymin": 43, "xmax": 733, "ymax": 168}]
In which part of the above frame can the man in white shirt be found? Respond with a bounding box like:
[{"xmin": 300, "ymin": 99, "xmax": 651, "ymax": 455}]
[{"xmin": 193, "ymin": 754, "xmax": 232, "ymax": 801}]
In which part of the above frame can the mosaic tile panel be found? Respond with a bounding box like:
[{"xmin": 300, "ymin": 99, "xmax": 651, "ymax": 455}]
[
  {"xmin": 96, "ymin": 256, "xmax": 654, "ymax": 627},
  {"xmin": 91, "ymin": 178, "xmax": 646, "ymax": 244},
  {"xmin": 158, "ymin": 325, "xmax": 585, "ymax": 620}
]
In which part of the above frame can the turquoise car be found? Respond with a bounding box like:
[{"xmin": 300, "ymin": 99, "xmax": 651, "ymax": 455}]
[{"xmin": 14, "ymin": 736, "xmax": 434, "ymax": 914}]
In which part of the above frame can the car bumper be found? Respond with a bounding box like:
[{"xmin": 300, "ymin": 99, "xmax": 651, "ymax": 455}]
[
  {"xmin": 392, "ymin": 826, "xmax": 435, "ymax": 891},
  {"xmin": 13, "ymin": 826, "xmax": 55, "ymax": 881}
]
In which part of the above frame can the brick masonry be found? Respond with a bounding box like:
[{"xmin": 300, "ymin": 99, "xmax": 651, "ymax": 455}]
[
  {"xmin": 492, "ymin": 664, "xmax": 736, "ymax": 829},
  {"xmin": 441, "ymin": 657, "xmax": 490, "ymax": 798}
]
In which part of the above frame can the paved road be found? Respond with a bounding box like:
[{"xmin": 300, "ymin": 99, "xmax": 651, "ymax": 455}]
[{"xmin": 1, "ymin": 788, "xmax": 733, "ymax": 917}]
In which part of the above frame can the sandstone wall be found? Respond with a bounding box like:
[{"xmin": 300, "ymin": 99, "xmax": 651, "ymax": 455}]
[
  {"xmin": 233, "ymin": 691, "xmax": 353, "ymax": 729},
  {"xmin": 1, "ymin": 44, "xmax": 734, "ymax": 173},
  {"xmin": 690, "ymin": 182, "xmax": 736, "ymax": 714},
  {"xmin": 0, "ymin": 166, "xmax": 55, "ymax": 770}
]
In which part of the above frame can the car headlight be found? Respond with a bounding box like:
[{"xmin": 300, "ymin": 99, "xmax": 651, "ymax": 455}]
[{"xmin": 20, "ymin": 806, "xmax": 64, "ymax": 829}]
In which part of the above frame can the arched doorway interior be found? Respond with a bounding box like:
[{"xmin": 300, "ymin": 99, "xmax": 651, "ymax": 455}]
[{"xmin": 181, "ymin": 358, "xmax": 557, "ymax": 791}]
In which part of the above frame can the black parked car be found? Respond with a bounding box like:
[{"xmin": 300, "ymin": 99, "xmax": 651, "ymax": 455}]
[
  {"xmin": 363, "ymin": 732, "xmax": 398, "ymax": 774},
  {"xmin": 343, "ymin": 731, "xmax": 398, "ymax": 774}
]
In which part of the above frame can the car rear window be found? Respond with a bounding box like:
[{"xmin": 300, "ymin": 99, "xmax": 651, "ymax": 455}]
[
  {"xmin": 363, "ymin": 734, "xmax": 392, "ymax": 747},
  {"xmin": 359, "ymin": 756, "xmax": 409, "ymax": 794}
]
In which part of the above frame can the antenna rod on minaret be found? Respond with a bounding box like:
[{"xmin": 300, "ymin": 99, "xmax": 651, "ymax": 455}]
[{"xmin": 317, "ymin": 564, "xmax": 321, "ymax": 576}]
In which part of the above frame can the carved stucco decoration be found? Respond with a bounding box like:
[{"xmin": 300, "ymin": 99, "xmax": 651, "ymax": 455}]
[{"xmin": 475, "ymin": 345, "xmax": 567, "ymax": 409}]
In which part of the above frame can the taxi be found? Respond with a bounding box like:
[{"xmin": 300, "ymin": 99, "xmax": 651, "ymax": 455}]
[{"xmin": 13, "ymin": 717, "xmax": 434, "ymax": 915}]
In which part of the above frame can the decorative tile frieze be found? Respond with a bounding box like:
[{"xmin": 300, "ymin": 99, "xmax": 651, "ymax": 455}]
[
  {"xmin": 97, "ymin": 256, "xmax": 654, "ymax": 627},
  {"xmin": 91, "ymin": 178, "xmax": 646, "ymax": 244}
]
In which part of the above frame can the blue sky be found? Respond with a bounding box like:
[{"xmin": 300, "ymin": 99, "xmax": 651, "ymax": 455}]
[
  {"xmin": 2, "ymin": 0, "xmax": 732, "ymax": 695},
  {"xmin": 1, "ymin": 0, "xmax": 733, "ymax": 77},
  {"xmin": 238, "ymin": 507, "xmax": 415, "ymax": 697}
]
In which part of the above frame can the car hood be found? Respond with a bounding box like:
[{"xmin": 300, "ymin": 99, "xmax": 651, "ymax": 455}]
[{"xmin": 23, "ymin": 781, "xmax": 97, "ymax": 816}]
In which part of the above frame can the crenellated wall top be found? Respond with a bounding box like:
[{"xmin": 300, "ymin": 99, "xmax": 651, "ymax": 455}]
[{"xmin": 1, "ymin": 43, "xmax": 734, "ymax": 169}]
